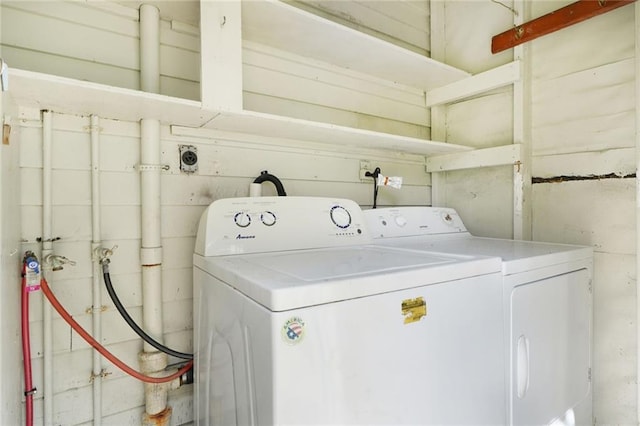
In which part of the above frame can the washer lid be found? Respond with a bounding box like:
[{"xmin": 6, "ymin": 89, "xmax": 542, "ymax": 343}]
[
  {"xmin": 194, "ymin": 245, "xmax": 501, "ymax": 311},
  {"xmin": 374, "ymin": 235, "xmax": 592, "ymax": 275}
]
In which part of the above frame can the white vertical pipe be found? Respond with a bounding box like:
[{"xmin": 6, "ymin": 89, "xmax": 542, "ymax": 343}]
[
  {"xmin": 139, "ymin": 0, "xmax": 163, "ymax": 358},
  {"xmin": 140, "ymin": 4, "xmax": 160, "ymax": 94},
  {"xmin": 139, "ymin": 6, "xmax": 169, "ymax": 423},
  {"xmin": 42, "ymin": 110, "xmax": 53, "ymax": 426},
  {"xmin": 90, "ymin": 115, "xmax": 102, "ymax": 425},
  {"xmin": 91, "ymin": 115, "xmax": 101, "ymax": 249},
  {"xmin": 635, "ymin": 3, "xmax": 640, "ymax": 423},
  {"xmin": 249, "ymin": 183, "xmax": 262, "ymax": 197},
  {"xmin": 140, "ymin": 118, "xmax": 163, "ymax": 349}
]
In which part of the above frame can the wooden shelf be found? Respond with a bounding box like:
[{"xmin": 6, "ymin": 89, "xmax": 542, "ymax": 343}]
[
  {"xmin": 203, "ymin": 109, "xmax": 472, "ymax": 156},
  {"xmin": 7, "ymin": 68, "xmax": 215, "ymax": 127},
  {"xmin": 242, "ymin": 0, "xmax": 471, "ymax": 91},
  {"xmin": 7, "ymin": 68, "xmax": 472, "ymax": 156},
  {"xmin": 7, "ymin": 0, "xmax": 479, "ymax": 157}
]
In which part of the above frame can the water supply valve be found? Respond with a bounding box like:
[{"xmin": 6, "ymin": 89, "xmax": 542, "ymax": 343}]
[
  {"xmin": 44, "ymin": 254, "xmax": 76, "ymax": 271},
  {"xmin": 23, "ymin": 251, "xmax": 41, "ymax": 292},
  {"xmin": 94, "ymin": 245, "xmax": 118, "ymax": 264}
]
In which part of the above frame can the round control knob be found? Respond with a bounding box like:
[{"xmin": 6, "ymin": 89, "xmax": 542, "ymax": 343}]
[
  {"xmin": 234, "ymin": 212, "xmax": 251, "ymax": 228},
  {"xmin": 394, "ymin": 215, "xmax": 407, "ymax": 227},
  {"xmin": 330, "ymin": 205, "xmax": 352, "ymax": 229},
  {"xmin": 261, "ymin": 211, "xmax": 277, "ymax": 227}
]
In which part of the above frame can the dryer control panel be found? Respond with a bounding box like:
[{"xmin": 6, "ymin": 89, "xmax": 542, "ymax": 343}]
[
  {"xmin": 195, "ymin": 197, "xmax": 372, "ymax": 256},
  {"xmin": 364, "ymin": 207, "xmax": 468, "ymax": 239}
]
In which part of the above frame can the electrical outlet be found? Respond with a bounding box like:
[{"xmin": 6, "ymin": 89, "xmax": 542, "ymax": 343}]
[
  {"xmin": 179, "ymin": 145, "xmax": 198, "ymax": 173},
  {"xmin": 359, "ymin": 160, "xmax": 372, "ymax": 180}
]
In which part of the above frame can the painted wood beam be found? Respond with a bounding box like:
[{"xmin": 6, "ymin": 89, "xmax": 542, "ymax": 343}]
[
  {"xmin": 491, "ymin": 0, "xmax": 636, "ymax": 54},
  {"xmin": 200, "ymin": 0, "xmax": 243, "ymax": 111},
  {"xmin": 512, "ymin": 0, "xmax": 531, "ymax": 241}
]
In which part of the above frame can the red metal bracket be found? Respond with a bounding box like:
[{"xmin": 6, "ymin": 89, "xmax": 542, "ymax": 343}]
[{"xmin": 491, "ymin": 0, "xmax": 636, "ymax": 54}]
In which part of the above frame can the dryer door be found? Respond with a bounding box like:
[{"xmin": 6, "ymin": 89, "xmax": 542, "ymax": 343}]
[{"xmin": 510, "ymin": 269, "xmax": 591, "ymax": 425}]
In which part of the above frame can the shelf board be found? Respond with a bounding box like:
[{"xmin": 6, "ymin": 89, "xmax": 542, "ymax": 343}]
[
  {"xmin": 7, "ymin": 68, "xmax": 471, "ymax": 156},
  {"xmin": 242, "ymin": 0, "xmax": 471, "ymax": 91},
  {"xmin": 202, "ymin": 109, "xmax": 472, "ymax": 156},
  {"xmin": 6, "ymin": 68, "xmax": 215, "ymax": 127}
]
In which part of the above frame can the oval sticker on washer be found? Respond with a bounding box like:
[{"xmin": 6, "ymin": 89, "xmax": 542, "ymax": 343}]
[{"xmin": 282, "ymin": 317, "xmax": 305, "ymax": 345}]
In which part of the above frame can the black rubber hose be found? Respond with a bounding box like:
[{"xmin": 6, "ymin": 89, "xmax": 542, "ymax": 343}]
[
  {"xmin": 253, "ymin": 170, "xmax": 287, "ymax": 196},
  {"xmin": 101, "ymin": 261, "xmax": 193, "ymax": 360}
]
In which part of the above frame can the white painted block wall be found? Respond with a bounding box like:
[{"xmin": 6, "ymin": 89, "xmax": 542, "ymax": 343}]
[{"xmin": 0, "ymin": 1, "xmax": 433, "ymax": 424}]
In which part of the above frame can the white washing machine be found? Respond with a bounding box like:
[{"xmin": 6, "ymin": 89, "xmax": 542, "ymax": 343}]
[
  {"xmin": 193, "ymin": 197, "xmax": 507, "ymax": 426},
  {"xmin": 363, "ymin": 207, "xmax": 593, "ymax": 426}
]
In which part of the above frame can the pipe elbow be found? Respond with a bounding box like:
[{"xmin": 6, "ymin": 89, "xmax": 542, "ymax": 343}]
[{"xmin": 253, "ymin": 170, "xmax": 287, "ymax": 196}]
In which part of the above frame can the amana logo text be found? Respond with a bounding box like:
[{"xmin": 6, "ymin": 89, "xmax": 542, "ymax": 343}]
[{"xmin": 236, "ymin": 234, "xmax": 256, "ymax": 240}]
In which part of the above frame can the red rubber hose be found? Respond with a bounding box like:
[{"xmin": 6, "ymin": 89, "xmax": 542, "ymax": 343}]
[
  {"xmin": 40, "ymin": 278, "xmax": 193, "ymax": 384},
  {"xmin": 21, "ymin": 272, "xmax": 34, "ymax": 426}
]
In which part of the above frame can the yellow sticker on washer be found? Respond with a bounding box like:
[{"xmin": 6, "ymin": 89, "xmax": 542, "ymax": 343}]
[{"xmin": 402, "ymin": 297, "xmax": 426, "ymax": 324}]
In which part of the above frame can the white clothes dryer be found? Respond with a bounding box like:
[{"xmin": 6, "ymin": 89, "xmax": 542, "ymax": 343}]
[
  {"xmin": 193, "ymin": 197, "xmax": 506, "ymax": 426},
  {"xmin": 364, "ymin": 206, "xmax": 593, "ymax": 426}
]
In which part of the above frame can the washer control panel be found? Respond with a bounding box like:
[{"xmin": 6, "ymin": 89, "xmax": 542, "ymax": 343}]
[
  {"xmin": 195, "ymin": 197, "xmax": 372, "ymax": 256},
  {"xmin": 363, "ymin": 207, "xmax": 467, "ymax": 239}
]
